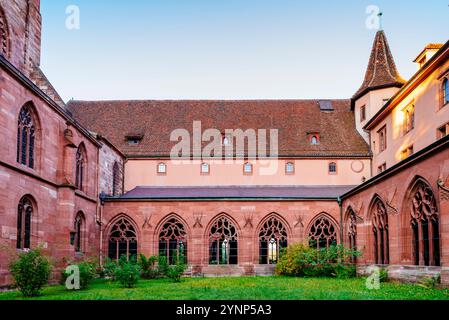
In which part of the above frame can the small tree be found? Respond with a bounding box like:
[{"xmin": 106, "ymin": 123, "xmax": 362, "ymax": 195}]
[
  {"xmin": 115, "ymin": 256, "xmax": 141, "ymax": 288},
  {"xmin": 138, "ymin": 254, "xmax": 160, "ymax": 279},
  {"xmin": 164, "ymin": 254, "xmax": 187, "ymax": 283},
  {"xmin": 62, "ymin": 259, "xmax": 97, "ymax": 290},
  {"xmin": 9, "ymin": 248, "xmax": 52, "ymax": 297}
]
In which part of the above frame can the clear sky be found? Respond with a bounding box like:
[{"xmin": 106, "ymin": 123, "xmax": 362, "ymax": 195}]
[{"xmin": 40, "ymin": 0, "xmax": 449, "ymax": 102}]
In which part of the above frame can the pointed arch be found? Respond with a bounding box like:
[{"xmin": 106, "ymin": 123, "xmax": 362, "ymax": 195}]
[
  {"xmin": 157, "ymin": 213, "xmax": 189, "ymax": 264},
  {"xmin": 403, "ymin": 176, "xmax": 440, "ymax": 266},
  {"xmin": 257, "ymin": 213, "xmax": 289, "ymax": 264},
  {"xmin": 208, "ymin": 213, "xmax": 239, "ymax": 265},
  {"xmin": 74, "ymin": 211, "xmax": 85, "ymax": 253},
  {"xmin": 107, "ymin": 214, "xmax": 138, "ymax": 261},
  {"xmin": 345, "ymin": 206, "xmax": 358, "ymax": 263},
  {"xmin": 17, "ymin": 195, "xmax": 37, "ymax": 250},
  {"xmin": 17, "ymin": 102, "xmax": 40, "ymax": 169},
  {"xmin": 75, "ymin": 143, "xmax": 87, "ymax": 191},
  {"xmin": 307, "ymin": 213, "xmax": 339, "ymax": 250},
  {"xmin": 369, "ymin": 195, "xmax": 389, "ymax": 265}
]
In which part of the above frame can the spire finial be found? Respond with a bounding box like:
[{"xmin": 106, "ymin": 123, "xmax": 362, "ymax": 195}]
[{"xmin": 378, "ymin": 11, "xmax": 383, "ymax": 30}]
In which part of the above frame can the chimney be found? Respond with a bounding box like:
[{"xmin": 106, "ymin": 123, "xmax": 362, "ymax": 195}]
[{"xmin": 414, "ymin": 44, "xmax": 443, "ymax": 69}]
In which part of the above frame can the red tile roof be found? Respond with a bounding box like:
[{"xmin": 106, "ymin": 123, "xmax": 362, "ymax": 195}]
[
  {"xmin": 67, "ymin": 99, "xmax": 370, "ymax": 158},
  {"xmin": 113, "ymin": 185, "xmax": 356, "ymax": 200},
  {"xmin": 352, "ymin": 30, "xmax": 405, "ymax": 102}
]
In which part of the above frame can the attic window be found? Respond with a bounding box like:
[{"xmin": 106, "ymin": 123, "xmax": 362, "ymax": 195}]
[
  {"xmin": 126, "ymin": 134, "xmax": 144, "ymax": 146},
  {"xmin": 318, "ymin": 100, "xmax": 334, "ymax": 111},
  {"xmin": 308, "ymin": 133, "xmax": 320, "ymax": 145}
]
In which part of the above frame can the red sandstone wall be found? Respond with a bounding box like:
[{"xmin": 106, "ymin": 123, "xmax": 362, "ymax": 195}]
[
  {"xmin": 0, "ymin": 65, "xmax": 100, "ymax": 286},
  {"xmin": 0, "ymin": 0, "xmax": 41, "ymax": 76},
  {"xmin": 101, "ymin": 200, "xmax": 341, "ymax": 272},
  {"xmin": 342, "ymin": 144, "xmax": 449, "ymax": 282}
]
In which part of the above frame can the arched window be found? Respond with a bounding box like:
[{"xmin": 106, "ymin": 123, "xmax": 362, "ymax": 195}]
[
  {"xmin": 443, "ymin": 78, "xmax": 449, "ymax": 105},
  {"xmin": 244, "ymin": 162, "xmax": 253, "ymax": 174},
  {"xmin": 329, "ymin": 162, "xmax": 337, "ymax": 174},
  {"xmin": 159, "ymin": 217, "xmax": 187, "ymax": 264},
  {"xmin": 17, "ymin": 196, "xmax": 33, "ymax": 250},
  {"xmin": 311, "ymin": 136, "xmax": 319, "ymax": 145},
  {"xmin": 112, "ymin": 162, "xmax": 120, "ymax": 196},
  {"xmin": 347, "ymin": 208, "xmax": 357, "ymax": 263},
  {"xmin": 0, "ymin": 6, "xmax": 9, "ymax": 57},
  {"xmin": 108, "ymin": 217, "xmax": 138, "ymax": 261},
  {"xmin": 371, "ymin": 198, "xmax": 389, "ymax": 265},
  {"xmin": 285, "ymin": 162, "xmax": 295, "ymax": 175},
  {"xmin": 74, "ymin": 212, "xmax": 84, "ymax": 253},
  {"xmin": 75, "ymin": 145, "xmax": 86, "ymax": 191},
  {"xmin": 17, "ymin": 104, "xmax": 36, "ymax": 169},
  {"xmin": 157, "ymin": 162, "xmax": 167, "ymax": 174},
  {"xmin": 209, "ymin": 215, "xmax": 238, "ymax": 265},
  {"xmin": 259, "ymin": 216, "xmax": 288, "ymax": 264},
  {"xmin": 308, "ymin": 214, "xmax": 338, "ymax": 250},
  {"xmin": 201, "ymin": 163, "xmax": 210, "ymax": 174},
  {"xmin": 410, "ymin": 180, "xmax": 440, "ymax": 266}
]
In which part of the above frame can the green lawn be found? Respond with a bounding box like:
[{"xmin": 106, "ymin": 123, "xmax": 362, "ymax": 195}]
[{"xmin": 1, "ymin": 277, "xmax": 449, "ymax": 300}]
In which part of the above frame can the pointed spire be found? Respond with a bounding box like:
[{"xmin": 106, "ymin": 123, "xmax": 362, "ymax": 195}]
[{"xmin": 353, "ymin": 30, "xmax": 405, "ymax": 101}]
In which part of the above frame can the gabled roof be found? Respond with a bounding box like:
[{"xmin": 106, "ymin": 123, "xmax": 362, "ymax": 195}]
[
  {"xmin": 67, "ymin": 99, "xmax": 371, "ymax": 158},
  {"xmin": 352, "ymin": 30, "xmax": 405, "ymax": 103}
]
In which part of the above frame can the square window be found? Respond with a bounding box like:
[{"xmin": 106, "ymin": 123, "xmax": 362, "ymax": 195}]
[
  {"xmin": 201, "ymin": 163, "xmax": 210, "ymax": 174},
  {"xmin": 244, "ymin": 162, "xmax": 253, "ymax": 174},
  {"xmin": 285, "ymin": 162, "xmax": 295, "ymax": 175},
  {"xmin": 328, "ymin": 162, "xmax": 337, "ymax": 175},
  {"xmin": 157, "ymin": 163, "xmax": 167, "ymax": 174}
]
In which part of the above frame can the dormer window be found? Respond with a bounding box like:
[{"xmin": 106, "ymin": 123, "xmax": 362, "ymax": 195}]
[
  {"xmin": 126, "ymin": 133, "xmax": 144, "ymax": 146},
  {"xmin": 157, "ymin": 163, "xmax": 167, "ymax": 174}
]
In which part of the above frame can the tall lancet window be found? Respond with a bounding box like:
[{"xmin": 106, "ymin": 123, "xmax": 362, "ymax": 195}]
[
  {"xmin": 410, "ymin": 180, "xmax": 440, "ymax": 266},
  {"xmin": 372, "ymin": 198, "xmax": 389, "ymax": 265},
  {"xmin": 259, "ymin": 216, "xmax": 288, "ymax": 264},
  {"xmin": 17, "ymin": 105, "xmax": 36, "ymax": 169},
  {"xmin": 75, "ymin": 145, "xmax": 86, "ymax": 191},
  {"xmin": 209, "ymin": 216, "xmax": 238, "ymax": 265}
]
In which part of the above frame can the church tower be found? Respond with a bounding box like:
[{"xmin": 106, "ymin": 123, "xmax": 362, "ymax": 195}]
[
  {"xmin": 352, "ymin": 30, "xmax": 405, "ymax": 143},
  {"xmin": 0, "ymin": 0, "xmax": 42, "ymax": 77}
]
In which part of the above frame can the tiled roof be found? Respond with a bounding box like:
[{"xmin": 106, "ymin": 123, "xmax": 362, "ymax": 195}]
[
  {"xmin": 352, "ymin": 30, "xmax": 405, "ymax": 101},
  {"xmin": 30, "ymin": 64, "xmax": 65, "ymax": 108},
  {"xmin": 67, "ymin": 99, "xmax": 371, "ymax": 158},
  {"xmin": 114, "ymin": 185, "xmax": 356, "ymax": 200}
]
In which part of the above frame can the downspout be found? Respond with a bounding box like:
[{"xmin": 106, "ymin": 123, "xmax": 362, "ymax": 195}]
[{"xmin": 338, "ymin": 196, "xmax": 344, "ymax": 244}]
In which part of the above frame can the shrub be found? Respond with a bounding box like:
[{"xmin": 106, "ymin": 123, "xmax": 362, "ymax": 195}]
[
  {"xmin": 138, "ymin": 254, "xmax": 160, "ymax": 279},
  {"xmin": 275, "ymin": 243, "xmax": 360, "ymax": 278},
  {"xmin": 115, "ymin": 256, "xmax": 141, "ymax": 288},
  {"xmin": 164, "ymin": 255, "xmax": 187, "ymax": 283},
  {"xmin": 157, "ymin": 255, "xmax": 169, "ymax": 276},
  {"xmin": 9, "ymin": 248, "xmax": 52, "ymax": 297},
  {"xmin": 102, "ymin": 257, "xmax": 118, "ymax": 280},
  {"xmin": 61, "ymin": 259, "xmax": 97, "ymax": 290}
]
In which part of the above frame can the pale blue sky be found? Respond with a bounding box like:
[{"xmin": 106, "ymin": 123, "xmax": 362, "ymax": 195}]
[{"xmin": 40, "ymin": 0, "xmax": 449, "ymax": 102}]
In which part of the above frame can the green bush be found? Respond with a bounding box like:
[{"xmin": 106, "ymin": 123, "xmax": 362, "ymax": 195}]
[
  {"xmin": 61, "ymin": 259, "xmax": 97, "ymax": 290},
  {"xmin": 138, "ymin": 254, "xmax": 160, "ymax": 279},
  {"xmin": 102, "ymin": 257, "xmax": 118, "ymax": 280},
  {"xmin": 115, "ymin": 256, "xmax": 141, "ymax": 288},
  {"xmin": 9, "ymin": 248, "xmax": 52, "ymax": 297},
  {"xmin": 379, "ymin": 268, "xmax": 389, "ymax": 283},
  {"xmin": 275, "ymin": 243, "xmax": 360, "ymax": 278},
  {"xmin": 157, "ymin": 255, "xmax": 169, "ymax": 276},
  {"xmin": 164, "ymin": 255, "xmax": 187, "ymax": 283}
]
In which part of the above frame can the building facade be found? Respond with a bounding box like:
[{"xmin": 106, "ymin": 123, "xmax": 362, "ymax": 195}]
[{"xmin": 0, "ymin": 0, "xmax": 448, "ymax": 286}]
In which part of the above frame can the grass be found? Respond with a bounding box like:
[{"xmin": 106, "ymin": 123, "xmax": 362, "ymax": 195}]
[{"xmin": 1, "ymin": 277, "xmax": 449, "ymax": 300}]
